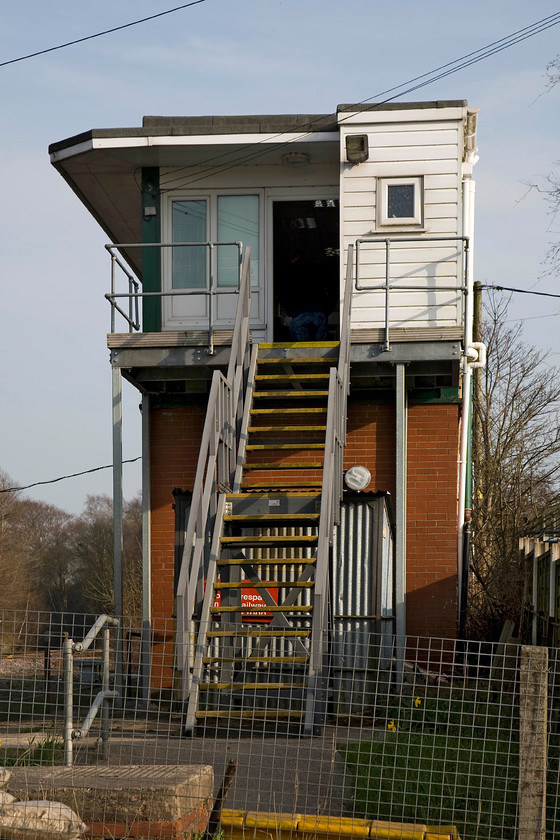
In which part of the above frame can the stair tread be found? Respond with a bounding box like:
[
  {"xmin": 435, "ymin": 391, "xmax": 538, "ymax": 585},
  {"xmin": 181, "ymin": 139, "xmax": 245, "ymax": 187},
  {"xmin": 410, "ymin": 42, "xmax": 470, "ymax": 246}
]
[
  {"xmin": 207, "ymin": 630, "xmax": 309, "ymax": 637},
  {"xmin": 203, "ymin": 656, "xmax": 309, "ymax": 664},
  {"xmin": 255, "ymin": 374, "xmax": 330, "ymax": 381},
  {"xmin": 243, "ymin": 462, "xmax": 323, "ymax": 470},
  {"xmin": 250, "ymin": 407, "xmax": 327, "ymax": 414},
  {"xmin": 217, "ymin": 558, "xmax": 316, "ymax": 566},
  {"xmin": 246, "ymin": 444, "xmax": 325, "ymax": 450},
  {"xmin": 226, "ymin": 492, "xmax": 320, "ymax": 499},
  {"xmin": 253, "ymin": 390, "xmax": 329, "ymax": 398},
  {"xmin": 224, "ymin": 513, "xmax": 319, "ymax": 521},
  {"xmin": 248, "ymin": 425, "xmax": 326, "ymax": 432},
  {"xmin": 257, "ymin": 357, "xmax": 338, "ymax": 365},
  {"xmin": 215, "ymin": 581, "xmax": 314, "ymax": 589},
  {"xmin": 199, "ymin": 682, "xmax": 306, "ymax": 691},
  {"xmin": 210, "ymin": 605, "xmax": 312, "ymax": 613},
  {"xmin": 195, "ymin": 710, "xmax": 305, "ymax": 720}
]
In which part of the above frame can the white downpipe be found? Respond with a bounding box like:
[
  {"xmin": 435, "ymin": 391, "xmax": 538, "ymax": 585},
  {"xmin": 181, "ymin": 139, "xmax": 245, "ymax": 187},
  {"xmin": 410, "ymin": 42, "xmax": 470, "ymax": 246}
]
[{"xmin": 457, "ymin": 176, "xmax": 476, "ymax": 617}]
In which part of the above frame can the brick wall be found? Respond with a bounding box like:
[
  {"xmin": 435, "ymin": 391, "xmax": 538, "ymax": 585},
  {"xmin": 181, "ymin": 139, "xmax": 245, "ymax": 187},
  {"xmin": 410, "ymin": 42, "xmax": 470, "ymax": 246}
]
[
  {"xmin": 150, "ymin": 405, "xmax": 206, "ymax": 688},
  {"xmin": 149, "ymin": 400, "xmax": 461, "ymax": 648},
  {"xmin": 345, "ymin": 401, "xmax": 460, "ymax": 638}
]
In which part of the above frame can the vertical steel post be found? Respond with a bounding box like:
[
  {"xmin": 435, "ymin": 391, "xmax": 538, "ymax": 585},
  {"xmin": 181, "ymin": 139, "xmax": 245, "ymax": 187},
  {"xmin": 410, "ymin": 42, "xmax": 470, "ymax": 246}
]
[
  {"xmin": 101, "ymin": 625, "xmax": 110, "ymax": 758},
  {"xmin": 63, "ymin": 634, "xmax": 73, "ymax": 767},
  {"xmin": 141, "ymin": 394, "xmax": 151, "ymax": 702},
  {"xmin": 384, "ymin": 240, "xmax": 391, "ymax": 351},
  {"xmin": 112, "ymin": 366, "xmax": 125, "ymax": 704},
  {"xmin": 395, "ymin": 363, "xmax": 407, "ymax": 684}
]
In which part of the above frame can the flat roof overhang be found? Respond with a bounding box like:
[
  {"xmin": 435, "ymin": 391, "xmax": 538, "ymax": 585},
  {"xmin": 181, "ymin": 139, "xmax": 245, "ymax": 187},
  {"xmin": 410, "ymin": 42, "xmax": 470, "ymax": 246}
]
[{"xmin": 49, "ymin": 116, "xmax": 340, "ymax": 277}]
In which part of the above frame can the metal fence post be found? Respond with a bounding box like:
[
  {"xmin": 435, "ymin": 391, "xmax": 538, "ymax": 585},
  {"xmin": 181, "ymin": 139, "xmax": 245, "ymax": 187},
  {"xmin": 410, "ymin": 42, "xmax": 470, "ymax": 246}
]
[
  {"xmin": 62, "ymin": 634, "xmax": 73, "ymax": 768},
  {"xmin": 519, "ymin": 645, "xmax": 548, "ymax": 840}
]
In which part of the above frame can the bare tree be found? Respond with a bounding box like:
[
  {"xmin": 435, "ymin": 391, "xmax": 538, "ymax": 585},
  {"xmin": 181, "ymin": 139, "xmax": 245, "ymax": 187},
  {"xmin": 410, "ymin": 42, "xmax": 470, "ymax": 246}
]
[
  {"xmin": 72, "ymin": 494, "xmax": 142, "ymax": 618},
  {"xmin": 469, "ymin": 294, "xmax": 560, "ymax": 638}
]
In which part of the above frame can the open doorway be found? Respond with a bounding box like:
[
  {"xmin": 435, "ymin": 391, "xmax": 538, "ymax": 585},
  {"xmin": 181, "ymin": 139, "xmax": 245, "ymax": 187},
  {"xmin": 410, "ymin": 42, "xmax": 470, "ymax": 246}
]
[{"xmin": 273, "ymin": 199, "xmax": 340, "ymax": 341}]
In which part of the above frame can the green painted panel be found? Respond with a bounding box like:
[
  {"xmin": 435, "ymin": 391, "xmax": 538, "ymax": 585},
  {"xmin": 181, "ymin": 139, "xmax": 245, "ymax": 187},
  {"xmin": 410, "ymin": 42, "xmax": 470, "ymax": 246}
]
[{"xmin": 141, "ymin": 167, "xmax": 161, "ymax": 332}]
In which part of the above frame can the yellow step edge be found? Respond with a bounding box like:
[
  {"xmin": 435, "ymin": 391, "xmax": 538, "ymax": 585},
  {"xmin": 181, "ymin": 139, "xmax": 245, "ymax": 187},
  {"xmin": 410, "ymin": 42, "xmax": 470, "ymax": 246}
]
[
  {"xmin": 226, "ymin": 492, "xmax": 320, "ymax": 498},
  {"xmin": 258, "ymin": 341, "xmax": 339, "ymax": 349},
  {"xmin": 253, "ymin": 390, "xmax": 329, "ymax": 398},
  {"xmin": 206, "ymin": 630, "xmax": 309, "ymax": 637},
  {"xmin": 199, "ymin": 682, "xmax": 306, "ymax": 691},
  {"xmin": 210, "ymin": 605, "xmax": 312, "ymax": 613},
  {"xmin": 250, "ymin": 407, "xmax": 327, "ymax": 414},
  {"xmin": 224, "ymin": 513, "xmax": 320, "ymax": 521},
  {"xmin": 195, "ymin": 710, "xmax": 304, "ymax": 720},
  {"xmin": 248, "ymin": 426, "xmax": 326, "ymax": 432},
  {"xmin": 217, "ymin": 558, "xmax": 317, "ymax": 566},
  {"xmin": 243, "ymin": 462, "xmax": 323, "ymax": 470},
  {"xmin": 214, "ymin": 581, "xmax": 314, "ymax": 589},
  {"xmin": 246, "ymin": 443, "xmax": 325, "ymax": 450},
  {"xmin": 256, "ymin": 372, "xmax": 330, "ymax": 378},
  {"xmin": 221, "ymin": 535, "xmax": 318, "ymax": 543},
  {"xmin": 203, "ymin": 656, "xmax": 309, "ymax": 663},
  {"xmin": 257, "ymin": 357, "xmax": 338, "ymax": 365}
]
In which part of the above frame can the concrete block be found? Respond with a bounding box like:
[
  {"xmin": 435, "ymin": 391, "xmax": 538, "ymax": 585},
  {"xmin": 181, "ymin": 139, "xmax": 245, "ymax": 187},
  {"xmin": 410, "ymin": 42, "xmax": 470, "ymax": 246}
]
[{"xmin": 8, "ymin": 765, "xmax": 213, "ymax": 839}]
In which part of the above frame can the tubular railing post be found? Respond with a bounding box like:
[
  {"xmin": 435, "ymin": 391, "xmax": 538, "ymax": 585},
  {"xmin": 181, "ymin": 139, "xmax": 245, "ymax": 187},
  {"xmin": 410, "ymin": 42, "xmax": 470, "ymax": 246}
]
[
  {"xmin": 208, "ymin": 244, "xmax": 215, "ymax": 355},
  {"xmin": 110, "ymin": 252, "xmax": 116, "ymax": 334},
  {"xmin": 63, "ymin": 634, "xmax": 73, "ymax": 767},
  {"xmin": 384, "ymin": 239, "xmax": 391, "ymax": 351}
]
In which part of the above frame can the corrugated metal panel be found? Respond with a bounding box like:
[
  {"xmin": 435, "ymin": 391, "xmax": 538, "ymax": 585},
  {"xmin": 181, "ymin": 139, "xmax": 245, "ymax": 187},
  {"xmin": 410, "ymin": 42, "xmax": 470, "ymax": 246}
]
[{"xmin": 331, "ymin": 495, "xmax": 394, "ymax": 714}]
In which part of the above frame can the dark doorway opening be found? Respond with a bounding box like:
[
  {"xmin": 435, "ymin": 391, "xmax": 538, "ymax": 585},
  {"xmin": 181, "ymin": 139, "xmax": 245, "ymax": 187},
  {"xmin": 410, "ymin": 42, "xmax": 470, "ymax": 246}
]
[{"xmin": 273, "ymin": 200, "xmax": 340, "ymax": 341}]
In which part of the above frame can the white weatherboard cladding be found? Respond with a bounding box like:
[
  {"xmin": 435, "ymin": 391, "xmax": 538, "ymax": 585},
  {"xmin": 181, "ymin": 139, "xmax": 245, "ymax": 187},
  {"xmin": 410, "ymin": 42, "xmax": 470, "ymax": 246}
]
[{"xmin": 340, "ymin": 117, "xmax": 465, "ymax": 331}]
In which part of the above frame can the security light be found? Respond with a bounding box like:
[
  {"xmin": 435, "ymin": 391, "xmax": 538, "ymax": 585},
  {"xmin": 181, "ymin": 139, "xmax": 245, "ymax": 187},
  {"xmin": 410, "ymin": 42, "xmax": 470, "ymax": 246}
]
[{"xmin": 346, "ymin": 134, "xmax": 369, "ymax": 164}]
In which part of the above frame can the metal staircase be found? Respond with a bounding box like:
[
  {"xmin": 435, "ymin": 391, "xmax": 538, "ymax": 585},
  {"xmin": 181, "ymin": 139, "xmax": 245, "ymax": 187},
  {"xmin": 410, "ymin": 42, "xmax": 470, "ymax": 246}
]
[{"xmin": 176, "ymin": 247, "xmax": 354, "ymax": 736}]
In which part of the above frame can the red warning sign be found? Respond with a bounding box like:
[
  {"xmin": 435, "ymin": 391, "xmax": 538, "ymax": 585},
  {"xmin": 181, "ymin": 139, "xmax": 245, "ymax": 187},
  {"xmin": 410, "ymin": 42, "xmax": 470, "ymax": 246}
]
[{"xmin": 213, "ymin": 581, "xmax": 279, "ymax": 623}]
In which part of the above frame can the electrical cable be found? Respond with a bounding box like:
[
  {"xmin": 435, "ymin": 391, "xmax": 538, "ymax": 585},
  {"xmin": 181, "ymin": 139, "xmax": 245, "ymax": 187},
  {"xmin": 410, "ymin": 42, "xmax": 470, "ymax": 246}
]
[
  {"xmin": 0, "ymin": 1, "xmax": 206, "ymax": 68},
  {"xmin": 481, "ymin": 284, "xmax": 560, "ymax": 299},
  {"xmin": 158, "ymin": 11, "xmax": 560, "ymax": 192},
  {"xmin": 0, "ymin": 457, "xmax": 142, "ymax": 494}
]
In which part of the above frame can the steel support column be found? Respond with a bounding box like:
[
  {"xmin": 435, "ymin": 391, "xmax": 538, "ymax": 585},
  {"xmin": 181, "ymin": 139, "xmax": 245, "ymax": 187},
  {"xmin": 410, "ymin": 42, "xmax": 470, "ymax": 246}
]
[
  {"xmin": 141, "ymin": 393, "xmax": 151, "ymax": 702},
  {"xmin": 395, "ymin": 363, "xmax": 407, "ymax": 684},
  {"xmin": 111, "ymin": 365, "xmax": 124, "ymax": 703}
]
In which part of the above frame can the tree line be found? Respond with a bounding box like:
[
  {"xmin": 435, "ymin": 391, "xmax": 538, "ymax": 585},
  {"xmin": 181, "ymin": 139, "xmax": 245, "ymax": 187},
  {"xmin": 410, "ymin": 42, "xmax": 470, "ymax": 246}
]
[{"xmin": 0, "ymin": 474, "xmax": 142, "ymax": 619}]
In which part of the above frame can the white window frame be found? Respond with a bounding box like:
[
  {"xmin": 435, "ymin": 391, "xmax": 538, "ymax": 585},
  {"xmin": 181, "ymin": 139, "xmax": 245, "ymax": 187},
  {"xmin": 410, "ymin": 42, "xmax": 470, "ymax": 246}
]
[
  {"xmin": 161, "ymin": 189, "xmax": 265, "ymax": 330},
  {"xmin": 377, "ymin": 176, "xmax": 424, "ymax": 227}
]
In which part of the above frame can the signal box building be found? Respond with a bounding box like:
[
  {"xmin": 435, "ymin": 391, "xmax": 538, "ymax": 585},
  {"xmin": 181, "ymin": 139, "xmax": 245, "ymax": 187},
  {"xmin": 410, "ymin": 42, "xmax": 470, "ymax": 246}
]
[{"xmin": 50, "ymin": 101, "xmax": 481, "ymax": 731}]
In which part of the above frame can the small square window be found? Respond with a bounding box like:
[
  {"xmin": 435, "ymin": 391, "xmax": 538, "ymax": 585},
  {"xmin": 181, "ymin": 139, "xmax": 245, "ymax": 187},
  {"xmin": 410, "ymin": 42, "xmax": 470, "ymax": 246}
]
[{"xmin": 378, "ymin": 177, "xmax": 423, "ymax": 227}]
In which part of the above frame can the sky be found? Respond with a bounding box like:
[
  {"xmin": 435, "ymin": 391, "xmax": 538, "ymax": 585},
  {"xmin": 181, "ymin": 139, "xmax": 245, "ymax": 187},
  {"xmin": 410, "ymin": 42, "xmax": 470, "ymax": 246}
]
[{"xmin": 1, "ymin": 0, "xmax": 559, "ymax": 514}]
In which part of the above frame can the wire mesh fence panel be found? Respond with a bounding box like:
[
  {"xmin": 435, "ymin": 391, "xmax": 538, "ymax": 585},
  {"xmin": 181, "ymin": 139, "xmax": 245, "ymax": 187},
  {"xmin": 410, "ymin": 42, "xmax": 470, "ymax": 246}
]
[{"xmin": 0, "ymin": 610, "xmax": 557, "ymax": 840}]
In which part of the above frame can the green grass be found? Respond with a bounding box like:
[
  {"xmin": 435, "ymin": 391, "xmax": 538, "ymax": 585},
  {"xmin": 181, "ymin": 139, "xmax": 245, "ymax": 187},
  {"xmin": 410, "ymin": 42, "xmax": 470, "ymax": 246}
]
[
  {"xmin": 340, "ymin": 688, "xmax": 520, "ymax": 840},
  {"xmin": 0, "ymin": 730, "xmax": 64, "ymax": 767}
]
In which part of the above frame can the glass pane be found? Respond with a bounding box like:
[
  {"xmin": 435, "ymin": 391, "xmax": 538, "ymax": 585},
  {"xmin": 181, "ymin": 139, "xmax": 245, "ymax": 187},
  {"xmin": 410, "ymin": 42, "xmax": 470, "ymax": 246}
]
[
  {"xmin": 172, "ymin": 200, "xmax": 207, "ymax": 289},
  {"xmin": 387, "ymin": 184, "xmax": 415, "ymax": 219},
  {"xmin": 218, "ymin": 195, "xmax": 259, "ymax": 287}
]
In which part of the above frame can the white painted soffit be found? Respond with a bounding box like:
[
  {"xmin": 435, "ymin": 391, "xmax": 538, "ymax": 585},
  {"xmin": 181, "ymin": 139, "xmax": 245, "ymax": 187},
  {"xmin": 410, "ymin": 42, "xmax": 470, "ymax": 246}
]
[{"xmin": 49, "ymin": 131, "xmax": 340, "ymax": 164}]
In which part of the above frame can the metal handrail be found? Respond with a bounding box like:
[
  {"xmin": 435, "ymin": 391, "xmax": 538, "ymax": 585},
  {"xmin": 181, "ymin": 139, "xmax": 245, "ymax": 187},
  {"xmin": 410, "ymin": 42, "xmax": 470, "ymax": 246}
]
[
  {"xmin": 355, "ymin": 235, "xmax": 469, "ymax": 351},
  {"xmin": 304, "ymin": 246, "xmax": 354, "ymax": 734},
  {"xmin": 175, "ymin": 249, "xmax": 252, "ymax": 711},
  {"xmin": 105, "ymin": 241, "xmax": 243, "ymax": 355},
  {"xmin": 63, "ymin": 614, "xmax": 119, "ymax": 767}
]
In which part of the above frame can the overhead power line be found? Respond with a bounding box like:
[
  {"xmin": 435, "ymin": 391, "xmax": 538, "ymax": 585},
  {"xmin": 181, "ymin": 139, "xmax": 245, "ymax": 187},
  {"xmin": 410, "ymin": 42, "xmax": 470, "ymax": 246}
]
[
  {"xmin": 0, "ymin": 1, "xmax": 206, "ymax": 68},
  {"xmin": 159, "ymin": 11, "xmax": 560, "ymax": 192},
  {"xmin": 0, "ymin": 457, "xmax": 142, "ymax": 495},
  {"xmin": 481, "ymin": 284, "xmax": 560, "ymax": 299}
]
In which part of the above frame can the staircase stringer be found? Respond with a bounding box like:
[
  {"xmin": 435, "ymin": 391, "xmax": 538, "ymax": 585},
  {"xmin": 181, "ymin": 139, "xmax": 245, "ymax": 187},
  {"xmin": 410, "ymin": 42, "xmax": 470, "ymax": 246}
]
[
  {"xmin": 184, "ymin": 492, "xmax": 227, "ymax": 734},
  {"xmin": 304, "ymin": 245, "xmax": 354, "ymax": 734},
  {"xmin": 233, "ymin": 343, "xmax": 259, "ymax": 493}
]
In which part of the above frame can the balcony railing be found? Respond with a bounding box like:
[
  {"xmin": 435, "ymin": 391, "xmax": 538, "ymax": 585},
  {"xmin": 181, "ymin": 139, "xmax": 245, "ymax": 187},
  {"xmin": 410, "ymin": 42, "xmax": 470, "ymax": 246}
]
[
  {"xmin": 105, "ymin": 241, "xmax": 244, "ymax": 354},
  {"xmin": 355, "ymin": 235, "xmax": 469, "ymax": 349}
]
